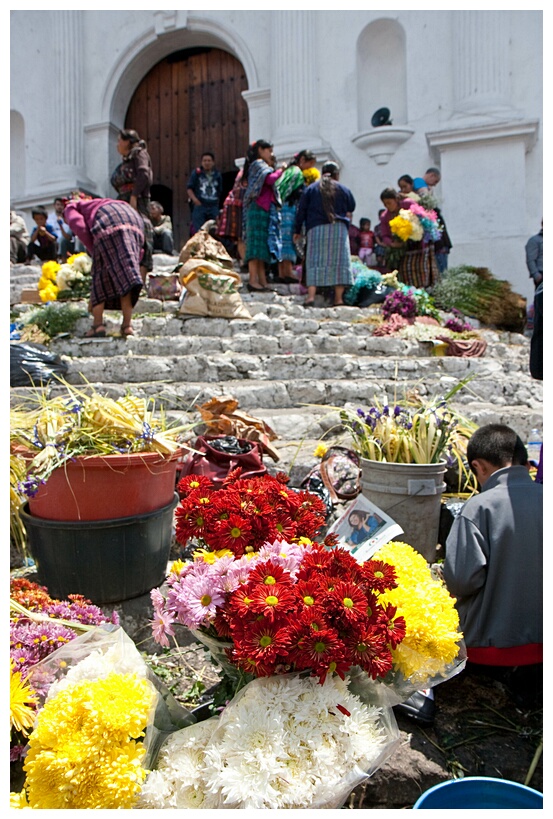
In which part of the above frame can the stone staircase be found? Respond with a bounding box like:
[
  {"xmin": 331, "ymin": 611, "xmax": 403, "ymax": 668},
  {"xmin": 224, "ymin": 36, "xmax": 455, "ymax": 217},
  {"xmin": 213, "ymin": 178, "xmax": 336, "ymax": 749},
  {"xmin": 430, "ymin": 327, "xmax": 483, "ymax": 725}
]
[{"xmin": 10, "ymin": 256, "xmax": 543, "ymax": 484}]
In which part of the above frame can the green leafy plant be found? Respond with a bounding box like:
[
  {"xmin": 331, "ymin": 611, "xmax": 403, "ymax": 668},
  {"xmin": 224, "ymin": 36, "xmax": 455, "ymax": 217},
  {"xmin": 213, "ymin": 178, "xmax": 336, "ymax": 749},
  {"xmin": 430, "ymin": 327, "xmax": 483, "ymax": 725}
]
[
  {"xmin": 432, "ymin": 266, "xmax": 526, "ymax": 331},
  {"xmin": 21, "ymin": 302, "xmax": 88, "ymax": 339}
]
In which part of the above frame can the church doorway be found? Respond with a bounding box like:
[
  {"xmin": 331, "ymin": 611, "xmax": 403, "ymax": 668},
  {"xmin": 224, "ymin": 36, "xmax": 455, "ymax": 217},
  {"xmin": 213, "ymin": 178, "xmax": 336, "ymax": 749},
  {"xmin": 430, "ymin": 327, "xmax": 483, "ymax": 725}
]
[{"xmin": 125, "ymin": 46, "xmax": 249, "ymax": 251}]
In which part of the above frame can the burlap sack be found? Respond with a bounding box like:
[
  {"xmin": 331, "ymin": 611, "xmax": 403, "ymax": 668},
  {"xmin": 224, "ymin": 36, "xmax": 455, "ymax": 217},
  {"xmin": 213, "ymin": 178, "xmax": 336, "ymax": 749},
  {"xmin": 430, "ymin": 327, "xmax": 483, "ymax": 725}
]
[
  {"xmin": 178, "ymin": 227, "xmax": 234, "ymax": 270},
  {"xmin": 178, "ymin": 262, "xmax": 251, "ymax": 319}
]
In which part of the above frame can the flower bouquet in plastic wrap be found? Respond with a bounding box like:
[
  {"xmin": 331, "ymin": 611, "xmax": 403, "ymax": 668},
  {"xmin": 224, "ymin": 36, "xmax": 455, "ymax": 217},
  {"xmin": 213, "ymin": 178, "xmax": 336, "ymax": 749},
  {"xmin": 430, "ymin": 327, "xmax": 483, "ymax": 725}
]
[
  {"xmin": 144, "ymin": 471, "xmax": 466, "ymax": 808},
  {"xmin": 11, "ymin": 625, "xmax": 195, "ymax": 809}
]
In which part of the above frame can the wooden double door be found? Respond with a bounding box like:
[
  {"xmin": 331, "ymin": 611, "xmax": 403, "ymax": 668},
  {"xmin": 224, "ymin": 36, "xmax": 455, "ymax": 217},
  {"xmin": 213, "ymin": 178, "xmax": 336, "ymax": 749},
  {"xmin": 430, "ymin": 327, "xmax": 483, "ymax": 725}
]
[{"xmin": 125, "ymin": 47, "xmax": 249, "ymax": 251}]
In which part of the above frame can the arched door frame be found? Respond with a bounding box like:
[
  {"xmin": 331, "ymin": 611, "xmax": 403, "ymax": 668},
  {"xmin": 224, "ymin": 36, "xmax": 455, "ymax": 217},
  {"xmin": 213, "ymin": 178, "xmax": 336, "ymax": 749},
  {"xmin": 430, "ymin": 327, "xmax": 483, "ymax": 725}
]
[{"xmin": 102, "ymin": 17, "xmax": 258, "ymax": 129}]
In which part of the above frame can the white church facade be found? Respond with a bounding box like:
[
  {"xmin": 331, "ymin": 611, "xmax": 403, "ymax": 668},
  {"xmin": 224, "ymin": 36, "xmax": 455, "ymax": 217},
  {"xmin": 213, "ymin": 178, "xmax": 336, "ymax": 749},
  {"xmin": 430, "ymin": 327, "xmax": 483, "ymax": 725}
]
[{"xmin": 10, "ymin": 9, "xmax": 542, "ymax": 302}]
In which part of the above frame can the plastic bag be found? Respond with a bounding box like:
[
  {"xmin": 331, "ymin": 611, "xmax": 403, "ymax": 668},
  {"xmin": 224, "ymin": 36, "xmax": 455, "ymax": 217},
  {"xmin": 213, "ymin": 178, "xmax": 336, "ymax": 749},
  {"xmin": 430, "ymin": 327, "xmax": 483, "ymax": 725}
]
[
  {"xmin": 146, "ymin": 272, "xmax": 182, "ymax": 301},
  {"xmin": 10, "ymin": 341, "xmax": 68, "ymax": 386},
  {"xmin": 353, "ymin": 641, "xmax": 467, "ymax": 708},
  {"xmin": 178, "ymin": 434, "xmax": 267, "ymax": 488},
  {"xmin": 25, "ymin": 624, "xmax": 195, "ymax": 770},
  {"xmin": 137, "ymin": 670, "xmax": 400, "ymax": 809}
]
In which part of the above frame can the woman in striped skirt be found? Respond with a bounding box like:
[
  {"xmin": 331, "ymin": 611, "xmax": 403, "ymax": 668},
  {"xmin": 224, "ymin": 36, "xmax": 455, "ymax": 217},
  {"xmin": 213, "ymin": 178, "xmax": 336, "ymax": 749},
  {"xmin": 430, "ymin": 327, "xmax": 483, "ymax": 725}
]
[
  {"xmin": 64, "ymin": 197, "xmax": 144, "ymax": 337},
  {"xmin": 293, "ymin": 161, "xmax": 355, "ymax": 307}
]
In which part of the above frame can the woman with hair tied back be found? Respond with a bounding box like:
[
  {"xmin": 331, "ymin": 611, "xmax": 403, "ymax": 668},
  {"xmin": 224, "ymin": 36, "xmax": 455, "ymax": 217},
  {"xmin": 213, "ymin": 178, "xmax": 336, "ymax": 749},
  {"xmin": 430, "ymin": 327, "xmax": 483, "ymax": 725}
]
[
  {"xmin": 242, "ymin": 139, "xmax": 283, "ymax": 292},
  {"xmin": 293, "ymin": 161, "xmax": 355, "ymax": 307},
  {"xmin": 110, "ymin": 128, "xmax": 154, "ymax": 284},
  {"xmin": 274, "ymin": 148, "xmax": 317, "ymax": 283}
]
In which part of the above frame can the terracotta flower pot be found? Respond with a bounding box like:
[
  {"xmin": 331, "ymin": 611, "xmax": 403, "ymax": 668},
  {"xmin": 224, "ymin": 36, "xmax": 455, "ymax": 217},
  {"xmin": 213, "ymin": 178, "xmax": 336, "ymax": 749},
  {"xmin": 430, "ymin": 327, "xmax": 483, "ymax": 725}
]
[{"xmin": 28, "ymin": 449, "xmax": 182, "ymax": 521}]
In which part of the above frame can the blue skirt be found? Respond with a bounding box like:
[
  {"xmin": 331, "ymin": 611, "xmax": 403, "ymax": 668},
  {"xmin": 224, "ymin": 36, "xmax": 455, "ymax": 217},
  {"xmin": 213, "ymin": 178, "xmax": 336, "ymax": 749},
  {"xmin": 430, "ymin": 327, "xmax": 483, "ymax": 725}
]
[{"xmin": 305, "ymin": 222, "xmax": 353, "ymax": 287}]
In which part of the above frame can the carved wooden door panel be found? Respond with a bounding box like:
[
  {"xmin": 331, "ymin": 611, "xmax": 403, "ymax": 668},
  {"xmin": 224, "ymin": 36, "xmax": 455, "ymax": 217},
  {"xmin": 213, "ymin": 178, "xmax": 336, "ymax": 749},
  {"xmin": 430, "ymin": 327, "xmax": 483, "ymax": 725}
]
[{"xmin": 125, "ymin": 47, "xmax": 249, "ymax": 250}]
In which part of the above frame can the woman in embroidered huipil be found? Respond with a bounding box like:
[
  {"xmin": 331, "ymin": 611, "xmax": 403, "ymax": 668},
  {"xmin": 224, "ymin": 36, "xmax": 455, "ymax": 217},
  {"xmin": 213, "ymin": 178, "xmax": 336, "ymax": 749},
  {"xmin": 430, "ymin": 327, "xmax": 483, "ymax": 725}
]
[{"xmin": 111, "ymin": 129, "xmax": 154, "ymax": 284}]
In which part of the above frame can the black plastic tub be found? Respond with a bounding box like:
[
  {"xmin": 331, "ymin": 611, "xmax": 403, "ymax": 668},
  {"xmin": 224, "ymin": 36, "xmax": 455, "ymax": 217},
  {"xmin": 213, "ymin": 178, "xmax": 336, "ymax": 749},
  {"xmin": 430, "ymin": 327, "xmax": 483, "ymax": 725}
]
[{"xmin": 20, "ymin": 493, "xmax": 179, "ymax": 604}]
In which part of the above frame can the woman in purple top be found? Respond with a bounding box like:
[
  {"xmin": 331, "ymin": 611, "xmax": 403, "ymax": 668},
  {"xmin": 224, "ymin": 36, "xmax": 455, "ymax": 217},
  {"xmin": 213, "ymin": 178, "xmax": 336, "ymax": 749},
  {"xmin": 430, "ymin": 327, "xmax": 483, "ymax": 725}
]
[{"xmin": 64, "ymin": 197, "xmax": 144, "ymax": 337}]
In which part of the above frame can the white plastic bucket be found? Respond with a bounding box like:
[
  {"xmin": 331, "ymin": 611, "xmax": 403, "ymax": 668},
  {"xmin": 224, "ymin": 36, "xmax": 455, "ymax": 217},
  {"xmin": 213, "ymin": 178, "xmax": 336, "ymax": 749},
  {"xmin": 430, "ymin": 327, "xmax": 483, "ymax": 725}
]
[{"xmin": 360, "ymin": 458, "xmax": 447, "ymax": 562}]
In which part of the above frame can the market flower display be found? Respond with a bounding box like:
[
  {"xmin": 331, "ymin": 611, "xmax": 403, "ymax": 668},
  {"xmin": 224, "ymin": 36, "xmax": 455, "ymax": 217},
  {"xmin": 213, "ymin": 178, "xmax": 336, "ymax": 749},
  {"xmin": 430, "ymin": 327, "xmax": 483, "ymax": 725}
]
[
  {"xmin": 152, "ymin": 533, "xmax": 407, "ymax": 686},
  {"xmin": 137, "ymin": 673, "xmax": 398, "ymax": 809},
  {"xmin": 15, "ymin": 672, "xmax": 156, "ymax": 809},
  {"xmin": 10, "ymin": 382, "xmax": 192, "ymax": 501},
  {"xmin": 389, "ymin": 201, "xmax": 442, "ymax": 245},
  {"xmin": 37, "ymin": 253, "xmax": 93, "ymax": 302}
]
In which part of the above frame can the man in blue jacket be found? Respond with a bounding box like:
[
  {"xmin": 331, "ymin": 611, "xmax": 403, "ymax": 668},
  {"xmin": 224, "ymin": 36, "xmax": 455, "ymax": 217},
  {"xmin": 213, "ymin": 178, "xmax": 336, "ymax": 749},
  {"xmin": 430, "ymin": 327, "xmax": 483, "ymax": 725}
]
[{"xmin": 187, "ymin": 152, "xmax": 223, "ymax": 235}]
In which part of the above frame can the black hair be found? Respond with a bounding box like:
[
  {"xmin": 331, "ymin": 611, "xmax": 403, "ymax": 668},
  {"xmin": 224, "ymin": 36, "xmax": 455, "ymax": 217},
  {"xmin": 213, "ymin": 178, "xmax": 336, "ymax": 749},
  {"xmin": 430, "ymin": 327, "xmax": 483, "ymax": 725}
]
[
  {"xmin": 119, "ymin": 129, "xmax": 141, "ymax": 144},
  {"xmin": 348, "ymin": 510, "xmax": 368, "ymax": 526},
  {"xmin": 426, "ymin": 167, "xmax": 441, "ymax": 176},
  {"xmin": 380, "ymin": 187, "xmax": 399, "ymax": 203},
  {"xmin": 320, "ymin": 162, "xmax": 340, "ymax": 222},
  {"xmin": 201, "ymin": 151, "xmax": 215, "ymax": 160},
  {"xmin": 466, "ymin": 424, "xmax": 528, "ymax": 469},
  {"xmin": 54, "ymin": 197, "xmax": 64, "ymax": 205},
  {"xmin": 359, "ymin": 218, "xmax": 371, "ymax": 229},
  {"xmin": 292, "ymin": 149, "xmax": 316, "ymax": 165},
  {"xmin": 32, "ymin": 205, "xmax": 48, "ymax": 218},
  {"xmin": 243, "ymin": 139, "xmax": 273, "ymax": 180},
  {"xmin": 398, "ymin": 174, "xmax": 414, "ymax": 187}
]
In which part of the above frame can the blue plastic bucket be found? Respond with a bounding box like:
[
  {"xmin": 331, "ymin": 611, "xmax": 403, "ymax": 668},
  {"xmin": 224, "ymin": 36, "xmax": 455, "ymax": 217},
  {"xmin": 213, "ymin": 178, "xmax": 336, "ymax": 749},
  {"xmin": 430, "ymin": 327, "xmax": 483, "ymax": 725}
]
[{"xmin": 412, "ymin": 777, "xmax": 543, "ymax": 809}]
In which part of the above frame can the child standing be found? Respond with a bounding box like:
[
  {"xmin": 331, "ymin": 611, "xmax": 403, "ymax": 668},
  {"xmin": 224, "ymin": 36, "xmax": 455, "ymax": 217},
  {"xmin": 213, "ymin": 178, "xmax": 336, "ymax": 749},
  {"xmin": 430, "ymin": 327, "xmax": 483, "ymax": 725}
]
[{"xmin": 358, "ymin": 218, "xmax": 376, "ymax": 266}]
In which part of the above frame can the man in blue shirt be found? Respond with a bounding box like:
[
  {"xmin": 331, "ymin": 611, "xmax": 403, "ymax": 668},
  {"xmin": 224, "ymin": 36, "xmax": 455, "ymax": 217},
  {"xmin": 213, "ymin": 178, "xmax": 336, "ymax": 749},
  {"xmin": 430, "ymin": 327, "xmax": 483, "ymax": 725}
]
[
  {"xmin": 49, "ymin": 197, "xmax": 75, "ymax": 260},
  {"xmin": 26, "ymin": 205, "xmax": 58, "ymax": 262},
  {"xmin": 186, "ymin": 152, "xmax": 223, "ymax": 235},
  {"xmin": 412, "ymin": 167, "xmax": 441, "ymax": 194}
]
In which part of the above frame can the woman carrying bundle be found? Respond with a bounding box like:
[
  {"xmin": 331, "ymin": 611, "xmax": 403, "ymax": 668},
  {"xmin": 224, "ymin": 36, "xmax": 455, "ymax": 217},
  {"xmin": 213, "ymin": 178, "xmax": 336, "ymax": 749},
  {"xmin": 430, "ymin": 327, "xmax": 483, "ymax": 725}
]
[{"xmin": 274, "ymin": 149, "xmax": 317, "ymax": 283}]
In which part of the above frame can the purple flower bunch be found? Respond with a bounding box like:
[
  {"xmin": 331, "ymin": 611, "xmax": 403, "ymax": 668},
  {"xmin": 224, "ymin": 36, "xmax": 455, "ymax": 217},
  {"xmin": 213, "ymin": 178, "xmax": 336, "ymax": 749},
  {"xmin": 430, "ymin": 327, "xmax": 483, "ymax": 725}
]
[
  {"xmin": 444, "ymin": 308, "xmax": 473, "ymax": 333},
  {"xmin": 151, "ymin": 540, "xmax": 309, "ymax": 647},
  {"xmin": 382, "ymin": 289, "xmax": 418, "ymax": 319},
  {"xmin": 10, "ymin": 619, "xmax": 76, "ymax": 679},
  {"xmin": 356, "ymin": 404, "xmax": 413, "ymax": 431}
]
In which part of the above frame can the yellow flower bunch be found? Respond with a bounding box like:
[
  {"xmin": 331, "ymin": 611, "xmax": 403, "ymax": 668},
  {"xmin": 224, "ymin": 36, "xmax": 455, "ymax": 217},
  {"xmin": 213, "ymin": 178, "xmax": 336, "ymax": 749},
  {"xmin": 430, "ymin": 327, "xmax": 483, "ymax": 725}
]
[
  {"xmin": 375, "ymin": 541, "xmax": 462, "ymax": 685},
  {"xmin": 313, "ymin": 443, "xmax": 328, "ymax": 459},
  {"xmin": 389, "ymin": 209, "xmax": 424, "ymax": 243},
  {"xmin": 20, "ymin": 672, "xmax": 155, "ymax": 809},
  {"xmin": 389, "ymin": 213, "xmax": 413, "ymax": 242},
  {"xmin": 10, "ymin": 661, "xmax": 37, "ymax": 738},
  {"xmin": 38, "ymin": 260, "xmax": 60, "ymax": 302},
  {"xmin": 302, "ymin": 167, "xmax": 321, "ymax": 186}
]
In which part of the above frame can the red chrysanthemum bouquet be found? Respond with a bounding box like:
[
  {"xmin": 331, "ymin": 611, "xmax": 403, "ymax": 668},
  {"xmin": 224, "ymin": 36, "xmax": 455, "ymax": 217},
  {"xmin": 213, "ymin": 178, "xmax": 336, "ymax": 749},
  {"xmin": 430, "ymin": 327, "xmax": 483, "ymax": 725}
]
[{"xmin": 175, "ymin": 470, "xmax": 327, "ymax": 556}]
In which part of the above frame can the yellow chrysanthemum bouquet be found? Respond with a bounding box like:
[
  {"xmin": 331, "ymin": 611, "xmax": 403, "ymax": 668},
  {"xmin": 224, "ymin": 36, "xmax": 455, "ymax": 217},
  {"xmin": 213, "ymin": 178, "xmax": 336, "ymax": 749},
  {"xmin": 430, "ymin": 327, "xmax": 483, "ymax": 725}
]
[
  {"xmin": 369, "ymin": 540, "xmax": 465, "ymax": 702},
  {"xmin": 11, "ymin": 625, "xmax": 195, "ymax": 809}
]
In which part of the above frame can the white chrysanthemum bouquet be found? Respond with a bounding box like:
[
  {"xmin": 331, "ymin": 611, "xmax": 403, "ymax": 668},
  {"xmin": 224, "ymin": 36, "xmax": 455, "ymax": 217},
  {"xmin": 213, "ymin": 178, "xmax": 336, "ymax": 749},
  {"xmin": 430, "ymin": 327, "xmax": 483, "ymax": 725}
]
[{"xmin": 137, "ymin": 673, "xmax": 399, "ymax": 810}]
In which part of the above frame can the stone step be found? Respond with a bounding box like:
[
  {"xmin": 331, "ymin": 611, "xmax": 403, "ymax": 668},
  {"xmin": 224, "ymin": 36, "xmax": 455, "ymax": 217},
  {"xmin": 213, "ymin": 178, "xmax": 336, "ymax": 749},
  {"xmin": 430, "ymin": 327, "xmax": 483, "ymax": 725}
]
[
  {"xmin": 47, "ymin": 315, "xmax": 529, "ymax": 365},
  {"xmin": 52, "ymin": 346, "xmax": 537, "ymax": 401}
]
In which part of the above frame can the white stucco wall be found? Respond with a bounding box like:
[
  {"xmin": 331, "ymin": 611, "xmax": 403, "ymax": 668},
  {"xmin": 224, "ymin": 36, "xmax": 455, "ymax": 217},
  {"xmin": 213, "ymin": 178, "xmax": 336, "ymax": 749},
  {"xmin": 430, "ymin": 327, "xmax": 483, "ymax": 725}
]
[{"xmin": 10, "ymin": 9, "xmax": 542, "ymax": 303}]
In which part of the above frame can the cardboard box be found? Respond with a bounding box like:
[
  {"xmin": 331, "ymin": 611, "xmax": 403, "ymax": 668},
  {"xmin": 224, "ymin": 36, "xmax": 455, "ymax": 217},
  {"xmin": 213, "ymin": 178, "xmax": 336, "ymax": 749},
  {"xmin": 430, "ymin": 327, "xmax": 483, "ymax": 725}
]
[{"xmin": 20, "ymin": 289, "xmax": 42, "ymax": 304}]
